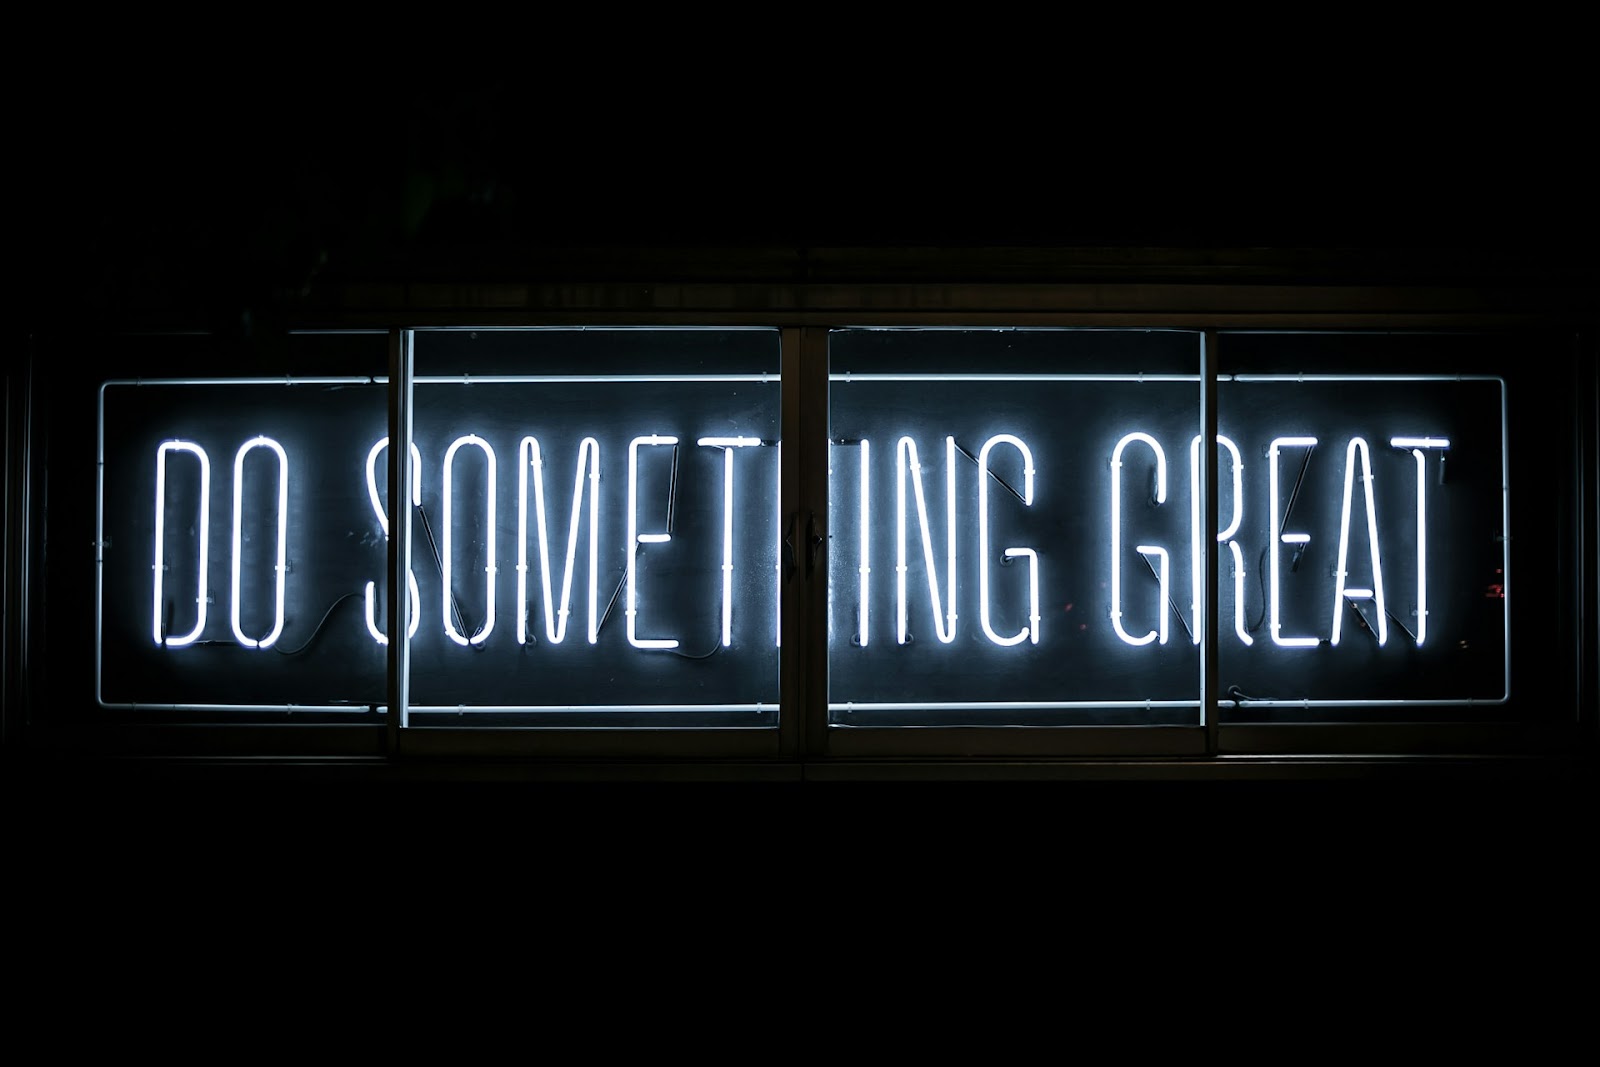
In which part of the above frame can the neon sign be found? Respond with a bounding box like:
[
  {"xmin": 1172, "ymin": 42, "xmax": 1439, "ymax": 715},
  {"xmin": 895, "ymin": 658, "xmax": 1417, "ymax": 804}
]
[{"xmin": 97, "ymin": 370, "xmax": 1507, "ymax": 717}]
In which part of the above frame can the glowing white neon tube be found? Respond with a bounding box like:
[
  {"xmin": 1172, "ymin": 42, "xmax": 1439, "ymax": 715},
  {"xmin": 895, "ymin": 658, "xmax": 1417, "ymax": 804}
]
[
  {"xmin": 1269, "ymin": 436, "xmax": 1320, "ymax": 647},
  {"xmin": 699, "ymin": 437, "xmax": 762, "ymax": 648},
  {"xmin": 442, "ymin": 435, "xmax": 497, "ymax": 646},
  {"xmin": 518, "ymin": 436, "xmax": 601, "ymax": 646},
  {"xmin": 364, "ymin": 574, "xmax": 421, "ymax": 646},
  {"xmin": 1330, "ymin": 436, "xmax": 1388, "ymax": 646},
  {"xmin": 363, "ymin": 436, "xmax": 422, "ymax": 645},
  {"xmin": 1228, "ymin": 540, "xmax": 1253, "ymax": 646},
  {"xmin": 896, "ymin": 436, "xmax": 957, "ymax": 644},
  {"xmin": 1189, "ymin": 434, "xmax": 1243, "ymax": 645},
  {"xmin": 1110, "ymin": 432, "xmax": 1167, "ymax": 646},
  {"xmin": 1007, "ymin": 549, "xmax": 1041, "ymax": 644},
  {"xmin": 628, "ymin": 435, "xmax": 679, "ymax": 649},
  {"xmin": 152, "ymin": 441, "xmax": 211, "ymax": 647},
  {"xmin": 1135, "ymin": 545, "xmax": 1170, "ymax": 645},
  {"xmin": 859, "ymin": 440, "xmax": 870, "ymax": 648},
  {"xmin": 230, "ymin": 436, "xmax": 288, "ymax": 649},
  {"xmin": 978, "ymin": 434, "xmax": 1038, "ymax": 646},
  {"xmin": 775, "ymin": 442, "xmax": 782, "ymax": 649},
  {"xmin": 1392, "ymin": 437, "xmax": 1449, "ymax": 646},
  {"xmin": 364, "ymin": 436, "xmax": 422, "ymax": 535}
]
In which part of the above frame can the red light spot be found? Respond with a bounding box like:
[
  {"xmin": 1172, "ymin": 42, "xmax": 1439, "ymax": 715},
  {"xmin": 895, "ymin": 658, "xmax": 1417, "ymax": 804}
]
[
  {"xmin": 1485, "ymin": 584, "xmax": 1504, "ymax": 599},
  {"xmin": 1078, "ymin": 623, "xmax": 1088, "ymax": 632},
  {"xmin": 1063, "ymin": 602, "xmax": 1074, "ymax": 613}
]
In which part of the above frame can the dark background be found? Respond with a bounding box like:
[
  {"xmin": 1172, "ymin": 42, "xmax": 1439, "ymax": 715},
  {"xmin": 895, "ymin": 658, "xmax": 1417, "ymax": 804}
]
[
  {"xmin": 18, "ymin": 71, "xmax": 1599, "ymax": 338},
  {"xmin": 10, "ymin": 69, "xmax": 1597, "ymax": 944}
]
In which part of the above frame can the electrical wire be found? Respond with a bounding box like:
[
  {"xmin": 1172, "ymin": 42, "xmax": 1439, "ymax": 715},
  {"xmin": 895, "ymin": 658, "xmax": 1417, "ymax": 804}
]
[
  {"xmin": 414, "ymin": 501, "xmax": 477, "ymax": 646},
  {"xmin": 1248, "ymin": 545, "xmax": 1269, "ymax": 633},
  {"xmin": 1140, "ymin": 550, "xmax": 1193, "ymax": 643},
  {"xmin": 274, "ymin": 591, "xmax": 365, "ymax": 655},
  {"xmin": 593, "ymin": 547, "xmax": 722, "ymax": 660},
  {"xmin": 952, "ymin": 438, "xmax": 1025, "ymax": 502}
]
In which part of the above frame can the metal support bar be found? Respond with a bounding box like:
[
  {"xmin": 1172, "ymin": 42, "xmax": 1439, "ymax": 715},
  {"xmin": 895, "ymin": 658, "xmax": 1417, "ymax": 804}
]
[
  {"xmin": 1202, "ymin": 330, "xmax": 1220, "ymax": 752},
  {"xmin": 387, "ymin": 328, "xmax": 414, "ymax": 746},
  {"xmin": 798, "ymin": 326, "xmax": 831, "ymax": 759}
]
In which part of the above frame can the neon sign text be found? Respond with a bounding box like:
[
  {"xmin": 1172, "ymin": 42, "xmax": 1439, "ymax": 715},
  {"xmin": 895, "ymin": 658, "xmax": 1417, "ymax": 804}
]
[{"xmin": 141, "ymin": 426, "xmax": 1466, "ymax": 656}]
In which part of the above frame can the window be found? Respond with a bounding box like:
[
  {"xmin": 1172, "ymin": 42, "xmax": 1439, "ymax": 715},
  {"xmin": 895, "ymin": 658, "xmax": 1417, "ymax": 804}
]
[
  {"xmin": 827, "ymin": 328, "xmax": 1204, "ymax": 728},
  {"xmin": 402, "ymin": 328, "xmax": 782, "ymax": 729},
  {"xmin": 100, "ymin": 373, "xmax": 389, "ymax": 714},
  {"xmin": 17, "ymin": 312, "xmax": 1595, "ymax": 772},
  {"xmin": 1216, "ymin": 336, "xmax": 1514, "ymax": 718}
]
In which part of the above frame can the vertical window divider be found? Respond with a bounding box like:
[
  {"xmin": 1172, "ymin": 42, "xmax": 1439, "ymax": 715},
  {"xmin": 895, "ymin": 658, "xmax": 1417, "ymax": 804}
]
[
  {"xmin": 1202, "ymin": 329, "xmax": 1220, "ymax": 755},
  {"xmin": 799, "ymin": 326, "xmax": 831, "ymax": 760},
  {"xmin": 386, "ymin": 327, "xmax": 414, "ymax": 753},
  {"xmin": 778, "ymin": 326, "xmax": 808, "ymax": 758}
]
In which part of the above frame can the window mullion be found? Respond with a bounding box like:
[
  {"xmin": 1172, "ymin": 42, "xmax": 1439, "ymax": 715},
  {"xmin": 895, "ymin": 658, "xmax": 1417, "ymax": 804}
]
[
  {"xmin": 386, "ymin": 327, "xmax": 414, "ymax": 746},
  {"xmin": 1202, "ymin": 329, "xmax": 1220, "ymax": 753}
]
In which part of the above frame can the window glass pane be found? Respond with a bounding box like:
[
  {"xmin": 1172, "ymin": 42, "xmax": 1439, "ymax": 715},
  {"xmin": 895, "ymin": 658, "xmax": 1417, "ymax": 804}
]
[
  {"xmin": 828, "ymin": 328, "xmax": 1203, "ymax": 726},
  {"xmin": 404, "ymin": 328, "xmax": 781, "ymax": 728},
  {"xmin": 1217, "ymin": 332, "xmax": 1569, "ymax": 723},
  {"xmin": 85, "ymin": 334, "xmax": 390, "ymax": 719}
]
